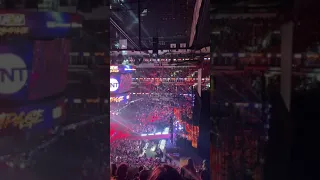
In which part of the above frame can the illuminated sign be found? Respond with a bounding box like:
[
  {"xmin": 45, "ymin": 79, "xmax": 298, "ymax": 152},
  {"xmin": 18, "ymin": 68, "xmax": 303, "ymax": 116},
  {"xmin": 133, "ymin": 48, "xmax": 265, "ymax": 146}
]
[
  {"xmin": 110, "ymin": 78, "xmax": 119, "ymax": 92},
  {"xmin": 52, "ymin": 106, "xmax": 62, "ymax": 119},
  {"xmin": 110, "ymin": 66, "xmax": 119, "ymax": 73},
  {"xmin": 110, "ymin": 94, "xmax": 130, "ymax": 103},
  {"xmin": 38, "ymin": 0, "xmax": 59, "ymax": 11},
  {"xmin": 46, "ymin": 22, "xmax": 82, "ymax": 28},
  {"xmin": 110, "ymin": 96, "xmax": 124, "ymax": 103},
  {"xmin": 0, "ymin": 109, "xmax": 44, "ymax": 130},
  {"xmin": 0, "ymin": 14, "xmax": 26, "ymax": 26},
  {"xmin": 0, "ymin": 27, "xmax": 29, "ymax": 35},
  {"xmin": 124, "ymin": 68, "xmax": 136, "ymax": 71},
  {"xmin": 0, "ymin": 54, "xmax": 28, "ymax": 94},
  {"xmin": 0, "ymin": 14, "xmax": 29, "ymax": 36}
]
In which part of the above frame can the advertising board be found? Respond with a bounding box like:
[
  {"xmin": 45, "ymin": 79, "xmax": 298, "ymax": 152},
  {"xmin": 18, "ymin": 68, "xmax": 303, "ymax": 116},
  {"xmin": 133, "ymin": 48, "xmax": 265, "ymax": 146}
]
[
  {"xmin": 0, "ymin": 97, "xmax": 66, "ymax": 136},
  {"xmin": 0, "ymin": 41, "xmax": 33, "ymax": 101},
  {"xmin": 110, "ymin": 93, "xmax": 130, "ymax": 103},
  {"xmin": 0, "ymin": 39, "xmax": 69, "ymax": 102}
]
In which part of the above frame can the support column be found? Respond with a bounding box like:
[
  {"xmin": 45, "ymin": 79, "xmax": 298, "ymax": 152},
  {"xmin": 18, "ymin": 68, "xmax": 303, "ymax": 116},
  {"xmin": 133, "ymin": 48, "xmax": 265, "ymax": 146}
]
[
  {"xmin": 280, "ymin": 21, "xmax": 294, "ymax": 112},
  {"xmin": 264, "ymin": 20, "xmax": 294, "ymax": 180},
  {"xmin": 197, "ymin": 68, "xmax": 202, "ymax": 97},
  {"xmin": 280, "ymin": 22, "xmax": 294, "ymax": 176},
  {"xmin": 210, "ymin": 32, "xmax": 220, "ymax": 180}
]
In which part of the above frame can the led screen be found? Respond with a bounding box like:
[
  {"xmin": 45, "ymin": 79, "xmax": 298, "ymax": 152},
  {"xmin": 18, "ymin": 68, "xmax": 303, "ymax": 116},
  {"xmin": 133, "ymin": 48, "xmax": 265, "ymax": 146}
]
[
  {"xmin": 110, "ymin": 73, "xmax": 132, "ymax": 94},
  {"xmin": 28, "ymin": 39, "xmax": 70, "ymax": 100},
  {"xmin": 0, "ymin": 40, "xmax": 33, "ymax": 101}
]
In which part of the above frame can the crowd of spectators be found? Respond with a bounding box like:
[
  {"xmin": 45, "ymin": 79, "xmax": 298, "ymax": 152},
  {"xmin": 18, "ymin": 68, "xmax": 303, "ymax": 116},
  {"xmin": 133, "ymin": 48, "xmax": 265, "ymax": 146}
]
[
  {"xmin": 267, "ymin": 74, "xmax": 320, "ymax": 93},
  {"xmin": 131, "ymin": 65, "xmax": 210, "ymax": 96},
  {"xmin": 211, "ymin": 55, "xmax": 281, "ymax": 67},
  {"xmin": 110, "ymin": 158, "xmax": 210, "ymax": 180},
  {"xmin": 110, "ymin": 98, "xmax": 209, "ymax": 180},
  {"xmin": 210, "ymin": 53, "xmax": 320, "ymax": 68},
  {"xmin": 110, "ymin": 64, "xmax": 212, "ymax": 180},
  {"xmin": 125, "ymin": 53, "xmax": 320, "ymax": 69},
  {"xmin": 132, "ymin": 83, "xmax": 195, "ymax": 95},
  {"xmin": 210, "ymin": 17, "xmax": 320, "ymax": 69},
  {"xmin": 211, "ymin": 73, "xmax": 263, "ymax": 103},
  {"xmin": 131, "ymin": 124, "xmax": 156, "ymax": 134},
  {"xmin": 0, "ymin": 115, "xmax": 109, "ymax": 180},
  {"xmin": 212, "ymin": 17, "xmax": 280, "ymax": 53},
  {"xmin": 116, "ymin": 98, "xmax": 176, "ymax": 134},
  {"xmin": 110, "ymin": 139, "xmax": 163, "ymax": 169},
  {"xmin": 133, "ymin": 67, "xmax": 199, "ymax": 79},
  {"xmin": 211, "ymin": 103, "xmax": 267, "ymax": 180},
  {"xmin": 209, "ymin": 18, "xmax": 278, "ymax": 180}
]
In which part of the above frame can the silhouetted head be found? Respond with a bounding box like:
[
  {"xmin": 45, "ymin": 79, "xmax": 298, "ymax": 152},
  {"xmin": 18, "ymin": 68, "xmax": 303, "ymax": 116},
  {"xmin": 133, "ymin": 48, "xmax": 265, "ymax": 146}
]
[
  {"xmin": 187, "ymin": 158, "xmax": 194, "ymax": 167},
  {"xmin": 116, "ymin": 163, "xmax": 128, "ymax": 179},
  {"xmin": 139, "ymin": 166, "xmax": 144, "ymax": 172},
  {"xmin": 202, "ymin": 160, "xmax": 209, "ymax": 169},
  {"xmin": 139, "ymin": 169, "xmax": 150, "ymax": 180},
  {"xmin": 148, "ymin": 164, "xmax": 183, "ymax": 180}
]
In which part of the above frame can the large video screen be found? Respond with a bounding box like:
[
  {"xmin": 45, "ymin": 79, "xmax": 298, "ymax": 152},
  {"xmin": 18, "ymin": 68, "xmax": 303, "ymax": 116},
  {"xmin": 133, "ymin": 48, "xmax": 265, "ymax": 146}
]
[
  {"xmin": 110, "ymin": 73, "xmax": 132, "ymax": 94},
  {"xmin": 28, "ymin": 39, "xmax": 70, "ymax": 100},
  {"xmin": 0, "ymin": 41, "xmax": 33, "ymax": 101},
  {"xmin": 110, "ymin": 93, "xmax": 130, "ymax": 104},
  {"xmin": 0, "ymin": 39, "xmax": 69, "ymax": 102}
]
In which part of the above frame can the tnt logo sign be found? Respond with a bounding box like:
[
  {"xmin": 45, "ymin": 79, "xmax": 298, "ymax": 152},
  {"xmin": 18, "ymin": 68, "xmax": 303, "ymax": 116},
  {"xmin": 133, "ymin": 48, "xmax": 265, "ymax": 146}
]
[
  {"xmin": 0, "ymin": 54, "xmax": 28, "ymax": 94},
  {"xmin": 110, "ymin": 78, "xmax": 119, "ymax": 92}
]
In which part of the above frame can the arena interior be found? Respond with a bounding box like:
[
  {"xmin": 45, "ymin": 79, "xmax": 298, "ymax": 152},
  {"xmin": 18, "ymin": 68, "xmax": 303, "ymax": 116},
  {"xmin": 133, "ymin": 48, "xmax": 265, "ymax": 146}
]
[
  {"xmin": 109, "ymin": 0, "xmax": 211, "ymax": 179},
  {"xmin": 0, "ymin": 0, "xmax": 319, "ymax": 180}
]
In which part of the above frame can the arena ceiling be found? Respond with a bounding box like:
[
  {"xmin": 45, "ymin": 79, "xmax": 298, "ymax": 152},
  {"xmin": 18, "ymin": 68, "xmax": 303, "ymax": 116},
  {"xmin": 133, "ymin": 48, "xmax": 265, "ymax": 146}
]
[
  {"xmin": 210, "ymin": 0, "xmax": 320, "ymax": 15},
  {"xmin": 110, "ymin": 0, "xmax": 196, "ymax": 50},
  {"xmin": 209, "ymin": 0, "xmax": 320, "ymax": 52}
]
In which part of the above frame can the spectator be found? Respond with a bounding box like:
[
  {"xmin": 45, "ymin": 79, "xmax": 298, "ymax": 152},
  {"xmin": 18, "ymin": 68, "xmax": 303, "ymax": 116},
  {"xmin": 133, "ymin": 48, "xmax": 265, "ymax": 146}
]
[
  {"xmin": 199, "ymin": 160, "xmax": 210, "ymax": 180},
  {"xmin": 111, "ymin": 163, "xmax": 117, "ymax": 178},
  {"xmin": 148, "ymin": 164, "xmax": 183, "ymax": 180},
  {"xmin": 139, "ymin": 169, "xmax": 150, "ymax": 180},
  {"xmin": 181, "ymin": 159, "xmax": 199, "ymax": 180},
  {"xmin": 116, "ymin": 163, "xmax": 129, "ymax": 180}
]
